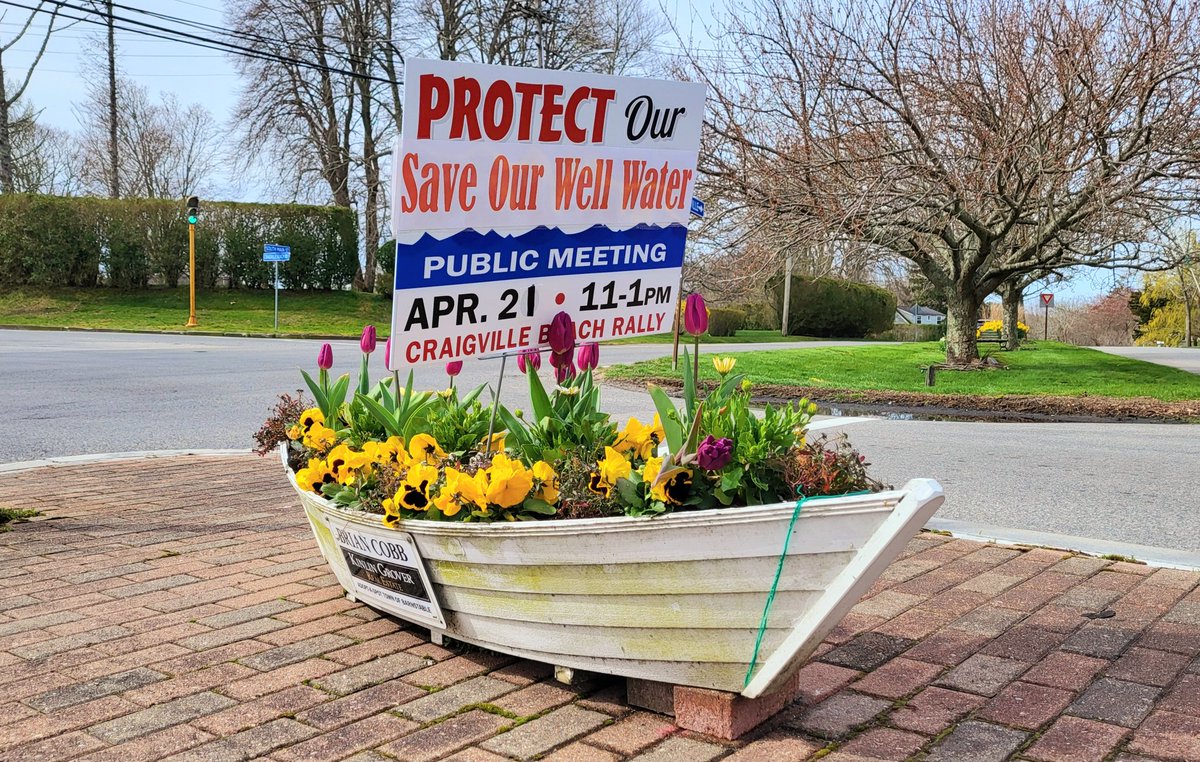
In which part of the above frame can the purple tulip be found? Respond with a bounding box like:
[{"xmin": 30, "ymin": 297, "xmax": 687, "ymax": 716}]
[
  {"xmin": 576, "ymin": 342, "xmax": 599, "ymax": 371},
  {"xmin": 554, "ymin": 362, "xmax": 575, "ymax": 384},
  {"xmin": 317, "ymin": 343, "xmax": 333, "ymax": 370},
  {"xmin": 684, "ymin": 293, "xmax": 708, "ymax": 336},
  {"xmin": 548, "ymin": 311, "xmax": 575, "ymax": 355},
  {"xmin": 517, "ymin": 348, "xmax": 542, "ymax": 374},
  {"xmin": 384, "ymin": 337, "xmax": 392, "ymax": 368},
  {"xmin": 360, "ymin": 325, "xmax": 377, "ymax": 354},
  {"xmin": 548, "ymin": 344, "xmax": 574, "ymax": 371},
  {"xmin": 446, "ymin": 360, "xmax": 463, "ymax": 377},
  {"xmin": 696, "ymin": 435, "xmax": 733, "ymax": 471}
]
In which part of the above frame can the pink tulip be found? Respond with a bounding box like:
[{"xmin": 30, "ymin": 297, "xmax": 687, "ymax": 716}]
[
  {"xmin": 548, "ymin": 311, "xmax": 575, "ymax": 355},
  {"xmin": 446, "ymin": 360, "xmax": 463, "ymax": 377},
  {"xmin": 684, "ymin": 293, "xmax": 708, "ymax": 336},
  {"xmin": 360, "ymin": 325, "xmax": 377, "ymax": 354},
  {"xmin": 384, "ymin": 337, "xmax": 392, "ymax": 368},
  {"xmin": 576, "ymin": 342, "xmax": 599, "ymax": 371},
  {"xmin": 555, "ymin": 362, "xmax": 575, "ymax": 384},
  {"xmin": 517, "ymin": 348, "xmax": 541, "ymax": 373},
  {"xmin": 317, "ymin": 343, "xmax": 333, "ymax": 370}
]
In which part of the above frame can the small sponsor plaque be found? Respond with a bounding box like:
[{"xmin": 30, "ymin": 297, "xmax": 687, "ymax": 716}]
[{"xmin": 324, "ymin": 519, "xmax": 445, "ymax": 629}]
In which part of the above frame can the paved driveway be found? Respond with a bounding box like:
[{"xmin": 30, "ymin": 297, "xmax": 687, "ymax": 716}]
[{"xmin": 1095, "ymin": 346, "xmax": 1200, "ymax": 374}]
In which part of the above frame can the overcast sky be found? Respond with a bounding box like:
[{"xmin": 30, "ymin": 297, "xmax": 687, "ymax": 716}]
[{"xmin": 1, "ymin": 0, "xmax": 1132, "ymax": 301}]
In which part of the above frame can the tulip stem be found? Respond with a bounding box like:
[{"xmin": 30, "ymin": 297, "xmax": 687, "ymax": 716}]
[{"xmin": 692, "ymin": 335, "xmax": 700, "ymax": 392}]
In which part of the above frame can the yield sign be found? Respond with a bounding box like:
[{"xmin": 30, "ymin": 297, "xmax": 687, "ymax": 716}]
[{"xmin": 1040, "ymin": 292, "xmax": 1054, "ymax": 307}]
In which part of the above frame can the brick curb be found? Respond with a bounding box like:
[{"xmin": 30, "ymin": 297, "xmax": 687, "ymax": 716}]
[{"xmin": 0, "ymin": 449, "xmax": 253, "ymax": 474}]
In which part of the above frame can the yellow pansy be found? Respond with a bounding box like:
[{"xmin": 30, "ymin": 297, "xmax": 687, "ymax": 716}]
[
  {"xmin": 394, "ymin": 462, "xmax": 438, "ymax": 512},
  {"xmin": 408, "ymin": 433, "xmax": 447, "ymax": 465},
  {"xmin": 484, "ymin": 453, "xmax": 534, "ymax": 509},
  {"xmin": 363, "ymin": 436, "xmax": 406, "ymax": 464},
  {"xmin": 288, "ymin": 407, "xmax": 325, "ymax": 440},
  {"xmin": 613, "ymin": 417, "xmax": 647, "ymax": 456},
  {"xmin": 302, "ymin": 423, "xmax": 337, "ymax": 452},
  {"xmin": 532, "ymin": 461, "xmax": 559, "ymax": 504},
  {"xmin": 434, "ymin": 466, "xmax": 487, "ymax": 517},
  {"xmin": 643, "ymin": 456, "xmax": 692, "ymax": 504},
  {"xmin": 480, "ymin": 432, "xmax": 506, "ymax": 452},
  {"xmin": 713, "ymin": 356, "xmax": 737, "ymax": 376},
  {"xmin": 295, "ymin": 458, "xmax": 335, "ymax": 494},
  {"xmin": 382, "ymin": 496, "xmax": 403, "ymax": 528},
  {"xmin": 588, "ymin": 447, "xmax": 631, "ymax": 498}
]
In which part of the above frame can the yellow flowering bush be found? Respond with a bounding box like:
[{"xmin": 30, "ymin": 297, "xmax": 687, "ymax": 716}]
[{"xmin": 976, "ymin": 319, "xmax": 1029, "ymax": 339}]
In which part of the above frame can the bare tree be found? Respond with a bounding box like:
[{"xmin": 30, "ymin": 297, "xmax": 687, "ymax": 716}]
[
  {"xmin": 701, "ymin": 0, "xmax": 1200, "ymax": 365},
  {"xmin": 0, "ymin": 0, "xmax": 60, "ymax": 194},
  {"xmin": 76, "ymin": 78, "xmax": 224, "ymax": 198},
  {"xmin": 7, "ymin": 103, "xmax": 83, "ymax": 194}
]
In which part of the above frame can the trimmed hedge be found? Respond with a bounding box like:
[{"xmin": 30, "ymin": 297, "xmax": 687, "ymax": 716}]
[
  {"xmin": 735, "ymin": 301, "xmax": 777, "ymax": 331},
  {"xmin": 707, "ymin": 307, "xmax": 744, "ymax": 337},
  {"xmin": 0, "ymin": 194, "xmax": 358, "ymax": 290},
  {"xmin": 768, "ymin": 274, "xmax": 896, "ymax": 338}
]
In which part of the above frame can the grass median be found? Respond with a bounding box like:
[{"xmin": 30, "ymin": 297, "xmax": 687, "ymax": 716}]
[
  {"xmin": 0, "ymin": 287, "xmax": 393, "ymax": 336},
  {"xmin": 604, "ymin": 341, "xmax": 1200, "ymax": 420}
]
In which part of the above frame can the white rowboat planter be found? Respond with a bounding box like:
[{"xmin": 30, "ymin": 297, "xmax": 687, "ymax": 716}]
[{"xmin": 284, "ymin": 445, "xmax": 944, "ymax": 699}]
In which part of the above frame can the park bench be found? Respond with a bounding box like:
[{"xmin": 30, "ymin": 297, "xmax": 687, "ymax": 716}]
[{"xmin": 977, "ymin": 329, "xmax": 1007, "ymax": 344}]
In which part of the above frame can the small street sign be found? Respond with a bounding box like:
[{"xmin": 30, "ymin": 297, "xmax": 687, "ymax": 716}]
[
  {"xmin": 1040, "ymin": 292, "xmax": 1054, "ymax": 306},
  {"xmin": 690, "ymin": 197, "xmax": 705, "ymax": 218},
  {"xmin": 263, "ymin": 244, "xmax": 291, "ymax": 262}
]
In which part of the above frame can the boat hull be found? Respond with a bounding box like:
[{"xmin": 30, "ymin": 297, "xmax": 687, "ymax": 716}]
[{"xmin": 285, "ymin": 452, "xmax": 943, "ymax": 697}]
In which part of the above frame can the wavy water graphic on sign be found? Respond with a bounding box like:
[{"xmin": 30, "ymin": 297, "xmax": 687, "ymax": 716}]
[{"xmin": 394, "ymin": 223, "xmax": 688, "ymax": 291}]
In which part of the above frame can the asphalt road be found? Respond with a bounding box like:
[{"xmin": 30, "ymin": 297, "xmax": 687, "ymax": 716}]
[
  {"xmin": 1094, "ymin": 345, "xmax": 1200, "ymax": 374},
  {"xmin": 4, "ymin": 329, "xmax": 1198, "ymax": 552}
]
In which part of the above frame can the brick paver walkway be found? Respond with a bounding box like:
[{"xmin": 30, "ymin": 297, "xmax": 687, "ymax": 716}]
[{"xmin": 1, "ymin": 454, "xmax": 1198, "ymax": 761}]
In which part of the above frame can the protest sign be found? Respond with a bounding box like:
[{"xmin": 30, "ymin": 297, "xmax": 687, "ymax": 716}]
[{"xmin": 390, "ymin": 58, "xmax": 705, "ymax": 366}]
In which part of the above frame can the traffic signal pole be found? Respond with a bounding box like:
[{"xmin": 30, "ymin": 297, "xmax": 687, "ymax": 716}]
[{"xmin": 186, "ymin": 221, "xmax": 198, "ymax": 327}]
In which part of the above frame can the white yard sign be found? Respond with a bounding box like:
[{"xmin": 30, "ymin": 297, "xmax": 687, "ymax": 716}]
[
  {"xmin": 389, "ymin": 58, "xmax": 706, "ymax": 366},
  {"xmin": 324, "ymin": 519, "xmax": 446, "ymax": 629}
]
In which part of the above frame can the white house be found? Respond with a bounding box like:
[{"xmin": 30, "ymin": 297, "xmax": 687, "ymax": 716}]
[{"xmin": 895, "ymin": 305, "xmax": 947, "ymax": 326}]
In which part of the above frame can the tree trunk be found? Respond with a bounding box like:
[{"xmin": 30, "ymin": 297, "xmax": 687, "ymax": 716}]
[
  {"xmin": 106, "ymin": 0, "xmax": 119, "ymax": 198},
  {"xmin": 999, "ymin": 281, "xmax": 1022, "ymax": 350},
  {"xmin": 0, "ymin": 67, "xmax": 11, "ymax": 194},
  {"xmin": 944, "ymin": 290, "xmax": 981, "ymax": 365}
]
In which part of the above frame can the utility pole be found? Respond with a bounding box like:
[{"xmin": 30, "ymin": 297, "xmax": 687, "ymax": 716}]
[
  {"xmin": 105, "ymin": 0, "xmax": 119, "ymax": 198},
  {"xmin": 781, "ymin": 251, "xmax": 794, "ymax": 336},
  {"xmin": 185, "ymin": 196, "xmax": 199, "ymax": 327}
]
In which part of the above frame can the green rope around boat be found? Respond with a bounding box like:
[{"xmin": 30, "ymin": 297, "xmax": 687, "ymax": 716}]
[{"xmin": 743, "ymin": 490, "xmax": 871, "ymax": 690}]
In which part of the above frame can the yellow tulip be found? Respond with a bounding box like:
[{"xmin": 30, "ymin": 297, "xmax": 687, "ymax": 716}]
[{"xmin": 712, "ymin": 356, "xmax": 737, "ymax": 376}]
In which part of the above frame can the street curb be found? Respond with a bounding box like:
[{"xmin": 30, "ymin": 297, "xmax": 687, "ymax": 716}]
[
  {"xmin": 0, "ymin": 324, "xmax": 358, "ymax": 341},
  {"xmin": 0, "ymin": 449, "xmax": 254, "ymax": 474},
  {"xmin": 3, "ymin": 449, "xmax": 1195, "ymax": 572},
  {"xmin": 926, "ymin": 517, "xmax": 1200, "ymax": 571}
]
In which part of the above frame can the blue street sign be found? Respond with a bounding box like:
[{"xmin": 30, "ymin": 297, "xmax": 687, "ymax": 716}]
[
  {"xmin": 690, "ymin": 197, "xmax": 705, "ymax": 218},
  {"xmin": 263, "ymin": 243, "xmax": 291, "ymax": 262}
]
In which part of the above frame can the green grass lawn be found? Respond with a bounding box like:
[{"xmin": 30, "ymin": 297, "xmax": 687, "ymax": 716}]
[
  {"xmin": 0, "ymin": 287, "xmax": 393, "ymax": 336},
  {"xmin": 609, "ymin": 330, "xmax": 824, "ymax": 344},
  {"xmin": 605, "ymin": 341, "xmax": 1200, "ymax": 401}
]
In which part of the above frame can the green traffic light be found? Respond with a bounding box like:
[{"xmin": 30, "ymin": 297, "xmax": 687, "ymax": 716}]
[{"xmin": 187, "ymin": 214, "xmax": 198, "ymax": 225}]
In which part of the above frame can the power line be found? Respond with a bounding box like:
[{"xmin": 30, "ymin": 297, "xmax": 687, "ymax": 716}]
[{"xmin": 0, "ymin": 0, "xmax": 399, "ymax": 85}]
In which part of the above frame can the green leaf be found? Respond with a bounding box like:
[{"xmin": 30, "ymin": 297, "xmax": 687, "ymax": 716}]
[
  {"xmin": 681, "ymin": 347, "xmax": 696, "ymax": 420},
  {"xmin": 355, "ymin": 392, "xmax": 404, "ymax": 437},
  {"xmin": 521, "ymin": 497, "xmax": 557, "ymax": 515},
  {"xmin": 300, "ymin": 369, "xmax": 328, "ymax": 411},
  {"xmin": 648, "ymin": 385, "xmax": 684, "ymax": 453},
  {"xmin": 614, "ymin": 476, "xmax": 645, "ymax": 508},
  {"xmin": 527, "ymin": 367, "xmax": 553, "ymax": 421}
]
